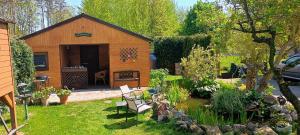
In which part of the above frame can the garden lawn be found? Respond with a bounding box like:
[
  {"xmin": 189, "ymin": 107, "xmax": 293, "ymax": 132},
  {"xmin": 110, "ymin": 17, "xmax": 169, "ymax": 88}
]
[
  {"xmin": 166, "ymin": 75, "xmax": 182, "ymax": 81},
  {"xmin": 0, "ymin": 98, "xmax": 189, "ymax": 135},
  {"xmin": 220, "ymin": 55, "xmax": 241, "ymax": 72}
]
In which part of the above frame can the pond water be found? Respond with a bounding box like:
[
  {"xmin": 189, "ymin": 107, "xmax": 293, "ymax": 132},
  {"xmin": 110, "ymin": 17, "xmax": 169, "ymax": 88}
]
[{"xmin": 176, "ymin": 97, "xmax": 210, "ymax": 112}]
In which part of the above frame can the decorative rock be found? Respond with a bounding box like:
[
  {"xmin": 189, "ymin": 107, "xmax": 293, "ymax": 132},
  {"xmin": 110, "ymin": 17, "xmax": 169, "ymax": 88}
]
[
  {"xmin": 233, "ymin": 124, "xmax": 247, "ymax": 134},
  {"xmin": 270, "ymin": 104, "xmax": 283, "ymax": 113},
  {"xmin": 247, "ymin": 122, "xmax": 258, "ymax": 131},
  {"xmin": 190, "ymin": 123, "xmax": 204, "ymax": 135},
  {"xmin": 200, "ymin": 125, "xmax": 222, "ymax": 135},
  {"xmin": 179, "ymin": 123, "xmax": 188, "ymax": 131},
  {"xmin": 223, "ymin": 131, "xmax": 234, "ymax": 135},
  {"xmin": 277, "ymin": 96, "xmax": 286, "ymax": 105},
  {"xmin": 291, "ymin": 111, "xmax": 298, "ymax": 121},
  {"xmin": 221, "ymin": 125, "xmax": 233, "ymax": 133},
  {"xmin": 284, "ymin": 114, "xmax": 293, "ymax": 122},
  {"xmin": 274, "ymin": 122, "xmax": 292, "ymax": 135},
  {"xmin": 254, "ymin": 126, "xmax": 277, "ymax": 135},
  {"xmin": 246, "ymin": 101, "xmax": 259, "ymax": 111},
  {"xmin": 263, "ymin": 95, "xmax": 278, "ymax": 105},
  {"xmin": 157, "ymin": 115, "xmax": 168, "ymax": 122},
  {"xmin": 174, "ymin": 111, "xmax": 185, "ymax": 119},
  {"xmin": 176, "ymin": 120, "xmax": 186, "ymax": 126},
  {"xmin": 156, "ymin": 101, "xmax": 170, "ymax": 122}
]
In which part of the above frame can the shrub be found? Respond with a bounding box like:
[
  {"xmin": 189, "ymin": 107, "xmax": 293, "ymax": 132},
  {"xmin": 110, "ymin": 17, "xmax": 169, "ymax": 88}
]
[
  {"xmin": 11, "ymin": 39, "xmax": 35, "ymax": 90},
  {"xmin": 181, "ymin": 46, "xmax": 218, "ymax": 81},
  {"xmin": 32, "ymin": 87, "xmax": 55, "ymax": 100},
  {"xmin": 177, "ymin": 78, "xmax": 194, "ymax": 91},
  {"xmin": 142, "ymin": 90, "xmax": 152, "ymax": 101},
  {"xmin": 166, "ymin": 82, "xmax": 189, "ymax": 106},
  {"xmin": 212, "ymin": 88, "xmax": 247, "ymax": 123},
  {"xmin": 56, "ymin": 88, "xmax": 72, "ymax": 97},
  {"xmin": 192, "ymin": 78, "xmax": 220, "ymax": 98},
  {"xmin": 149, "ymin": 69, "xmax": 169, "ymax": 89},
  {"xmin": 153, "ymin": 34, "xmax": 211, "ymax": 74}
]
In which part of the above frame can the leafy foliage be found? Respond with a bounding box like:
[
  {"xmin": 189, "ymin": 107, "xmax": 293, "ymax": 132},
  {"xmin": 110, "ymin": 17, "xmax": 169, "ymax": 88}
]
[
  {"xmin": 191, "ymin": 78, "xmax": 220, "ymax": 98},
  {"xmin": 181, "ymin": 46, "xmax": 217, "ymax": 81},
  {"xmin": 32, "ymin": 87, "xmax": 56, "ymax": 100},
  {"xmin": 181, "ymin": 1, "xmax": 223, "ymax": 35},
  {"xmin": 165, "ymin": 82, "xmax": 189, "ymax": 106},
  {"xmin": 11, "ymin": 39, "xmax": 35, "ymax": 87},
  {"xmin": 56, "ymin": 88, "xmax": 72, "ymax": 97},
  {"xmin": 154, "ymin": 34, "xmax": 211, "ymax": 74},
  {"xmin": 211, "ymin": 87, "xmax": 247, "ymax": 123},
  {"xmin": 187, "ymin": 107, "xmax": 220, "ymax": 126},
  {"xmin": 82, "ymin": 0, "xmax": 179, "ymax": 37},
  {"xmin": 149, "ymin": 69, "xmax": 169, "ymax": 89}
]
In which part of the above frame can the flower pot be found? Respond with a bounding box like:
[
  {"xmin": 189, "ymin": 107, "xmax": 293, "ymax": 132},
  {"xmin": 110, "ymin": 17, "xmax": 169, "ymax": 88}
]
[
  {"xmin": 59, "ymin": 96, "xmax": 69, "ymax": 105},
  {"xmin": 41, "ymin": 97, "xmax": 49, "ymax": 106}
]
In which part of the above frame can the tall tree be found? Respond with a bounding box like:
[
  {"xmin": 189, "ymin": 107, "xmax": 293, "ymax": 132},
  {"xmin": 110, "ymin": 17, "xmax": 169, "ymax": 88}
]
[
  {"xmin": 0, "ymin": 0, "xmax": 39, "ymax": 35},
  {"xmin": 181, "ymin": 1, "xmax": 222, "ymax": 35},
  {"xmin": 82, "ymin": 0, "xmax": 180, "ymax": 37},
  {"xmin": 0, "ymin": 0, "xmax": 74, "ymax": 36},
  {"xmin": 224, "ymin": 0, "xmax": 300, "ymax": 132}
]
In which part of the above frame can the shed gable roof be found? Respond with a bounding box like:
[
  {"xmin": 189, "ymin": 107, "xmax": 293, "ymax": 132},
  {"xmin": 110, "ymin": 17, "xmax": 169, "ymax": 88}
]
[
  {"xmin": 20, "ymin": 13, "xmax": 151, "ymax": 41},
  {"xmin": 0, "ymin": 18, "xmax": 14, "ymax": 24}
]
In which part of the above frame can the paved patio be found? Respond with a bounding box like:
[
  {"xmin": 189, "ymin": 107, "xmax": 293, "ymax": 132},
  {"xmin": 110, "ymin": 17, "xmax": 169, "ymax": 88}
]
[{"xmin": 48, "ymin": 87, "xmax": 147, "ymax": 103}]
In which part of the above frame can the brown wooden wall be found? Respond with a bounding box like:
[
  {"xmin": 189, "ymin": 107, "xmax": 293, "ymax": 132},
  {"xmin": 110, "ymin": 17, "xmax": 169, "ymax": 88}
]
[
  {"xmin": 24, "ymin": 17, "xmax": 150, "ymax": 88},
  {"xmin": 0, "ymin": 23, "xmax": 14, "ymax": 96},
  {"xmin": 0, "ymin": 21, "xmax": 17, "ymax": 130}
]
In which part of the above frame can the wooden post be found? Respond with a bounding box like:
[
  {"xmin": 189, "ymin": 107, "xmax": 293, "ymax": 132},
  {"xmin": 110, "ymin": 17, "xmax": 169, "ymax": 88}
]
[
  {"xmin": 0, "ymin": 92, "xmax": 17, "ymax": 130},
  {"xmin": 9, "ymin": 92, "xmax": 17, "ymax": 130}
]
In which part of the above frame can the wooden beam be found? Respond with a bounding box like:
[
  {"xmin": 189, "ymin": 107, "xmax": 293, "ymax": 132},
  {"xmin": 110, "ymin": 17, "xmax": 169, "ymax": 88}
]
[
  {"xmin": 8, "ymin": 92, "xmax": 17, "ymax": 129},
  {"xmin": 0, "ymin": 94, "xmax": 13, "ymax": 108},
  {"xmin": 0, "ymin": 92, "xmax": 17, "ymax": 130}
]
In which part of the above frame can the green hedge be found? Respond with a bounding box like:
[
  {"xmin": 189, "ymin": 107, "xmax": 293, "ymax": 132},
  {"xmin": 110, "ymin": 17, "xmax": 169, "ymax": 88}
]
[
  {"xmin": 153, "ymin": 34, "xmax": 211, "ymax": 74},
  {"xmin": 11, "ymin": 39, "xmax": 35, "ymax": 89}
]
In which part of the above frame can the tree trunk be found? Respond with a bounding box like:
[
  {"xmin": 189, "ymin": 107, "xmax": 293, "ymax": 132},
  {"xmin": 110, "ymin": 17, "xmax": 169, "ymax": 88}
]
[
  {"xmin": 274, "ymin": 70, "xmax": 300, "ymax": 134},
  {"xmin": 245, "ymin": 64, "xmax": 257, "ymax": 90},
  {"xmin": 256, "ymin": 70, "xmax": 273, "ymax": 92}
]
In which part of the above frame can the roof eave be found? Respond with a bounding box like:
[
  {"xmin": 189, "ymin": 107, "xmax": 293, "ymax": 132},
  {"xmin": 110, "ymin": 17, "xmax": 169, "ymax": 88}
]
[{"xmin": 20, "ymin": 13, "xmax": 152, "ymax": 42}]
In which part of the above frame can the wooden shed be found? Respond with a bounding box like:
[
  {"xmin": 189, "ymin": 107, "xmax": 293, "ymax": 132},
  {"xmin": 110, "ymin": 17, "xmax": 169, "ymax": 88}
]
[
  {"xmin": 0, "ymin": 18, "xmax": 17, "ymax": 130},
  {"xmin": 21, "ymin": 13, "xmax": 151, "ymax": 89}
]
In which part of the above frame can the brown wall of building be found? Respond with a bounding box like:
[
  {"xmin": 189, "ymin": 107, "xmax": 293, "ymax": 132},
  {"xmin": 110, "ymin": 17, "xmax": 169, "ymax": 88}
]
[
  {"xmin": 0, "ymin": 21, "xmax": 17, "ymax": 129},
  {"xmin": 24, "ymin": 17, "xmax": 150, "ymax": 88},
  {"xmin": 0, "ymin": 23, "xmax": 14, "ymax": 96}
]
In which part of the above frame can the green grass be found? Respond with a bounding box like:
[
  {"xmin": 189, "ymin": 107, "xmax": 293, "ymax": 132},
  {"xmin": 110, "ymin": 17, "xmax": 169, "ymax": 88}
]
[
  {"xmin": 166, "ymin": 75, "xmax": 182, "ymax": 81},
  {"xmin": 0, "ymin": 99, "xmax": 189, "ymax": 135},
  {"xmin": 220, "ymin": 55, "xmax": 241, "ymax": 72}
]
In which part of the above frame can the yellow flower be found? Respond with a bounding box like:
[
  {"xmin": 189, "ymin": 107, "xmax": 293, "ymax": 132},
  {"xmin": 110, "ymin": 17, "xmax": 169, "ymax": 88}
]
[{"xmin": 239, "ymin": 84, "xmax": 247, "ymax": 91}]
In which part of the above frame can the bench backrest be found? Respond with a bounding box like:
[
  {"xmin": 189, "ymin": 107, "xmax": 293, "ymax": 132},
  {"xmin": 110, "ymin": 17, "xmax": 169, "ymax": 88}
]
[
  {"xmin": 113, "ymin": 71, "xmax": 140, "ymax": 80},
  {"xmin": 120, "ymin": 85, "xmax": 131, "ymax": 94}
]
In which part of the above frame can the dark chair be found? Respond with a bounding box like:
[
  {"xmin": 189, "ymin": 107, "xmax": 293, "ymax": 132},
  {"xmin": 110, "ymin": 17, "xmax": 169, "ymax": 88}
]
[{"xmin": 35, "ymin": 75, "xmax": 49, "ymax": 90}]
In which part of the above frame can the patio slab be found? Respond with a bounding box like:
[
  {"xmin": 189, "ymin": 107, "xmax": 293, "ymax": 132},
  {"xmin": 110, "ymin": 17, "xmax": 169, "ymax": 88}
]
[{"xmin": 48, "ymin": 87, "xmax": 147, "ymax": 103}]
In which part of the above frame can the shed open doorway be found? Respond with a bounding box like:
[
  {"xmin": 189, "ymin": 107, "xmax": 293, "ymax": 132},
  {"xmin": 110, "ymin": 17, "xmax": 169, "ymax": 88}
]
[{"xmin": 60, "ymin": 44, "xmax": 109, "ymax": 90}]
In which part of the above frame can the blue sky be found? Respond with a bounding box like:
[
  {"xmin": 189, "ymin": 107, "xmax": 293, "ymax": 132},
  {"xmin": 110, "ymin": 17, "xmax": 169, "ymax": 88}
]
[{"xmin": 66, "ymin": 0, "xmax": 198, "ymax": 10}]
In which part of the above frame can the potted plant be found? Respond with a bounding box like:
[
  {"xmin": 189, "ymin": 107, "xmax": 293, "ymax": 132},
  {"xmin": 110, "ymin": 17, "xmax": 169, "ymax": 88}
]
[
  {"xmin": 32, "ymin": 91, "xmax": 43, "ymax": 105},
  {"xmin": 57, "ymin": 88, "xmax": 72, "ymax": 104},
  {"xmin": 39, "ymin": 87, "xmax": 55, "ymax": 106}
]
